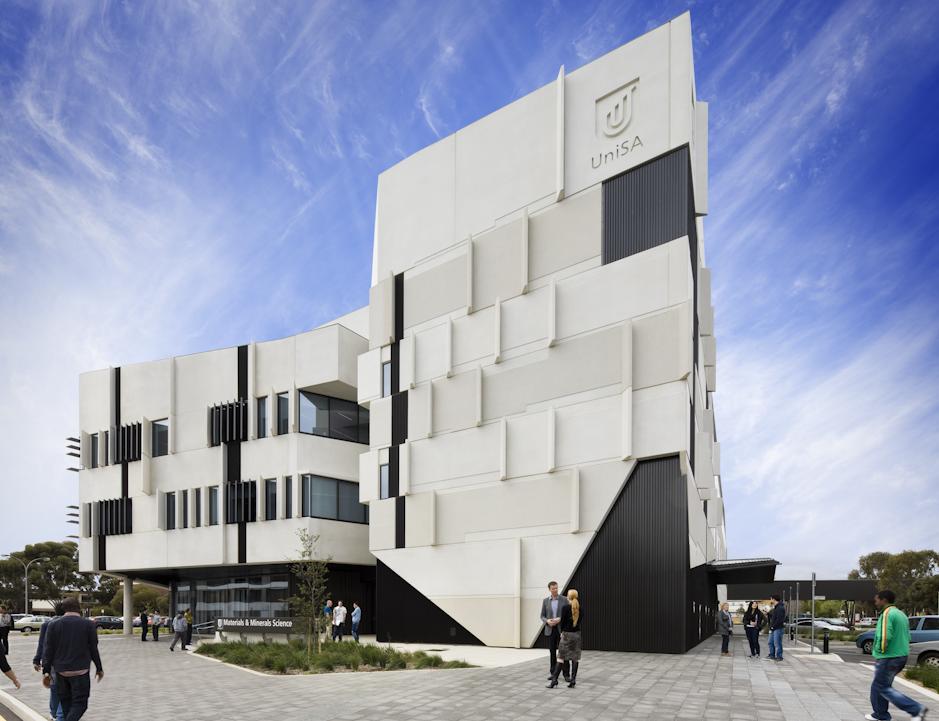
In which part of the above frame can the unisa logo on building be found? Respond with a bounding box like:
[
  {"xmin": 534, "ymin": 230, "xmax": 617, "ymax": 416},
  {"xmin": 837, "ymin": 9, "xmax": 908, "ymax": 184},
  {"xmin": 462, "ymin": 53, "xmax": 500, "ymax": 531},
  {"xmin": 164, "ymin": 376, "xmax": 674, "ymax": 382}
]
[{"xmin": 592, "ymin": 79, "xmax": 643, "ymax": 170}]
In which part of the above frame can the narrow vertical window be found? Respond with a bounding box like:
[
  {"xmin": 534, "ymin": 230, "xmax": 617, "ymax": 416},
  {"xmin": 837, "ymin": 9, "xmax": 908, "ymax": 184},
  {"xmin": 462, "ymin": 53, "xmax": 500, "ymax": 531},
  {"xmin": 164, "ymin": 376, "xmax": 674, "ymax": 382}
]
[
  {"xmin": 90, "ymin": 434, "xmax": 99, "ymax": 469},
  {"xmin": 257, "ymin": 397, "xmax": 267, "ymax": 438},
  {"xmin": 265, "ymin": 479, "xmax": 277, "ymax": 521},
  {"xmin": 152, "ymin": 419, "xmax": 169, "ymax": 457},
  {"xmin": 380, "ymin": 463, "xmax": 390, "ymax": 500},
  {"xmin": 194, "ymin": 488, "xmax": 202, "ymax": 527},
  {"xmin": 358, "ymin": 407, "xmax": 370, "ymax": 445},
  {"xmin": 182, "ymin": 489, "xmax": 189, "ymax": 528},
  {"xmin": 209, "ymin": 486, "xmax": 219, "ymax": 526},
  {"xmin": 277, "ymin": 392, "xmax": 289, "ymax": 434},
  {"xmin": 102, "ymin": 430, "xmax": 109, "ymax": 466},
  {"xmin": 284, "ymin": 476, "xmax": 292, "ymax": 519},
  {"xmin": 301, "ymin": 474, "xmax": 311, "ymax": 518},
  {"xmin": 382, "ymin": 361, "xmax": 392, "ymax": 398},
  {"xmin": 166, "ymin": 492, "xmax": 176, "ymax": 531}
]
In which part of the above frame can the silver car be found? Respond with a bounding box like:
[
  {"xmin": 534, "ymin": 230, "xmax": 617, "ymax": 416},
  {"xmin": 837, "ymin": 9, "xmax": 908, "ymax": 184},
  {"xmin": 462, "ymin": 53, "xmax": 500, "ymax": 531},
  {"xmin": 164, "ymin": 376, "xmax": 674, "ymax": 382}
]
[{"xmin": 911, "ymin": 640, "xmax": 939, "ymax": 667}]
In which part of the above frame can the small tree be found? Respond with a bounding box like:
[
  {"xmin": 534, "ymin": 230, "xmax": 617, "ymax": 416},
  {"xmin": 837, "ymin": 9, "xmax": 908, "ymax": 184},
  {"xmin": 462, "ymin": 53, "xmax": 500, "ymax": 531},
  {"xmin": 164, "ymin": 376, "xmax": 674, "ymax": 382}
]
[{"xmin": 288, "ymin": 530, "xmax": 330, "ymax": 656}]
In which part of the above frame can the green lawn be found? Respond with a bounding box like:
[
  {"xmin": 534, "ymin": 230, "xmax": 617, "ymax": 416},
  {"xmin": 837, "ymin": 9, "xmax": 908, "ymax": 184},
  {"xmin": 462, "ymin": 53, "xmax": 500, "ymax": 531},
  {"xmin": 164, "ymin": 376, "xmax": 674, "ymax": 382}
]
[{"xmin": 196, "ymin": 639, "xmax": 474, "ymax": 674}]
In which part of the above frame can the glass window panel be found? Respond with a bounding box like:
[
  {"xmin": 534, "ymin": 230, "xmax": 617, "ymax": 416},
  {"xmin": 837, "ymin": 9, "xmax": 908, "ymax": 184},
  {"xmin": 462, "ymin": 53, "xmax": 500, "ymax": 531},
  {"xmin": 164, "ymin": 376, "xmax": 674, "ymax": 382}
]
[
  {"xmin": 265, "ymin": 479, "xmax": 277, "ymax": 521},
  {"xmin": 194, "ymin": 488, "xmax": 201, "ymax": 527},
  {"xmin": 382, "ymin": 362, "xmax": 392, "ymax": 398},
  {"xmin": 182, "ymin": 489, "xmax": 189, "ymax": 528},
  {"xmin": 166, "ymin": 492, "xmax": 176, "ymax": 530},
  {"xmin": 90, "ymin": 434, "xmax": 98, "ymax": 469},
  {"xmin": 285, "ymin": 476, "xmax": 292, "ymax": 519},
  {"xmin": 209, "ymin": 486, "xmax": 219, "ymax": 526},
  {"xmin": 358, "ymin": 407, "xmax": 370, "ymax": 445},
  {"xmin": 301, "ymin": 474, "xmax": 311, "ymax": 518},
  {"xmin": 338, "ymin": 481, "xmax": 366, "ymax": 523},
  {"xmin": 309, "ymin": 476, "xmax": 337, "ymax": 519},
  {"xmin": 257, "ymin": 397, "xmax": 267, "ymax": 438},
  {"xmin": 330, "ymin": 398, "xmax": 359, "ymax": 442},
  {"xmin": 299, "ymin": 392, "xmax": 329, "ymax": 436},
  {"xmin": 152, "ymin": 419, "xmax": 169, "ymax": 457},
  {"xmin": 380, "ymin": 464, "xmax": 390, "ymax": 500},
  {"xmin": 276, "ymin": 393, "xmax": 289, "ymax": 435}
]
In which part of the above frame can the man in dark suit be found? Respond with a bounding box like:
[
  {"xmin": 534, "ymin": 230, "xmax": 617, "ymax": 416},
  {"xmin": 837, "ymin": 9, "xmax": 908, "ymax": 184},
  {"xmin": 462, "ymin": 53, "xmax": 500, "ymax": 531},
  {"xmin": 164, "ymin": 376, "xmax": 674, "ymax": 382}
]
[
  {"xmin": 139, "ymin": 610, "xmax": 149, "ymax": 642},
  {"xmin": 540, "ymin": 581, "xmax": 570, "ymax": 682}
]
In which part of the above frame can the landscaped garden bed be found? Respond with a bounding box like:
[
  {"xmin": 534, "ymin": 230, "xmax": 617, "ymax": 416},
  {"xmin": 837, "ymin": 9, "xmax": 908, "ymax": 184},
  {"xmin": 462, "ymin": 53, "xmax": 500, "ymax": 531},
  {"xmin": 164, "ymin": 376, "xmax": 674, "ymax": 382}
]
[
  {"xmin": 196, "ymin": 639, "xmax": 473, "ymax": 674},
  {"xmin": 904, "ymin": 664, "xmax": 939, "ymax": 693}
]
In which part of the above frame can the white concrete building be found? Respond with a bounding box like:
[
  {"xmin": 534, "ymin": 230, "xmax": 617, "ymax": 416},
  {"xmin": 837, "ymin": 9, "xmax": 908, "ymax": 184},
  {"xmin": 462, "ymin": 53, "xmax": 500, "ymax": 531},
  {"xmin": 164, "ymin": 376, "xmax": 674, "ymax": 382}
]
[{"xmin": 77, "ymin": 13, "xmax": 769, "ymax": 653}]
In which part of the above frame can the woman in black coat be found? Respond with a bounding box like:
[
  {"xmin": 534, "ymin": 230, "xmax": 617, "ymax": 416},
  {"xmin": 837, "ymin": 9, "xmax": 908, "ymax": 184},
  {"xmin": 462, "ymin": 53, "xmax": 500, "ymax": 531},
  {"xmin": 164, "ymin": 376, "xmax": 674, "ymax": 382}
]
[
  {"xmin": 742, "ymin": 601, "xmax": 764, "ymax": 657},
  {"xmin": 547, "ymin": 590, "xmax": 582, "ymax": 689}
]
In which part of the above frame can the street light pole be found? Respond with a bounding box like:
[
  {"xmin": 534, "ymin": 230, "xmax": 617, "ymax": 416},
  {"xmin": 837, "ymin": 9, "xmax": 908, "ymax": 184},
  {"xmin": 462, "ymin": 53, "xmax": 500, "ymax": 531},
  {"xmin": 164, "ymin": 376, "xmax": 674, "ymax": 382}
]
[{"xmin": 3, "ymin": 554, "xmax": 49, "ymax": 614}]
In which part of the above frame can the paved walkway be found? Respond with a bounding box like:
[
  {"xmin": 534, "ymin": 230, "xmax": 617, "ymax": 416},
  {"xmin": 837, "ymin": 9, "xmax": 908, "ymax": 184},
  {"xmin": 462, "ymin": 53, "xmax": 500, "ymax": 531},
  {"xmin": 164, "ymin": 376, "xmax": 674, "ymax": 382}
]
[{"xmin": 0, "ymin": 632, "xmax": 934, "ymax": 720}]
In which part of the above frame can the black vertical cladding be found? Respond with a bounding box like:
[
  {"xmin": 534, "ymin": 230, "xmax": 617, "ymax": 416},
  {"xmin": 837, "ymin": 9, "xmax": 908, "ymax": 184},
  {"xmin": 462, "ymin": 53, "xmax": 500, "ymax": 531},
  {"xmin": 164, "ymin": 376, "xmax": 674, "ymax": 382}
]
[
  {"xmin": 685, "ymin": 562, "xmax": 717, "ymax": 650},
  {"xmin": 388, "ymin": 446, "xmax": 400, "ymax": 497},
  {"xmin": 235, "ymin": 345, "xmax": 248, "ymax": 563},
  {"xmin": 97, "ymin": 535, "xmax": 106, "ymax": 571},
  {"xmin": 375, "ymin": 561, "xmax": 481, "ymax": 645},
  {"xmin": 237, "ymin": 345, "xmax": 248, "ymax": 400},
  {"xmin": 394, "ymin": 496, "xmax": 406, "ymax": 549},
  {"xmin": 318, "ymin": 564, "xmax": 377, "ymax": 635},
  {"xmin": 563, "ymin": 456, "xmax": 691, "ymax": 653},
  {"xmin": 237, "ymin": 523, "xmax": 247, "ymax": 564},
  {"xmin": 391, "ymin": 391, "xmax": 408, "ymax": 446}
]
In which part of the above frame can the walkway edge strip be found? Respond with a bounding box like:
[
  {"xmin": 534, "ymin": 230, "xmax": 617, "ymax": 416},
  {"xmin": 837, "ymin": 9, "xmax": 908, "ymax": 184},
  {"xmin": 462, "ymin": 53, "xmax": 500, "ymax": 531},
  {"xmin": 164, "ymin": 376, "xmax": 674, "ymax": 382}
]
[{"xmin": 0, "ymin": 689, "xmax": 47, "ymax": 721}]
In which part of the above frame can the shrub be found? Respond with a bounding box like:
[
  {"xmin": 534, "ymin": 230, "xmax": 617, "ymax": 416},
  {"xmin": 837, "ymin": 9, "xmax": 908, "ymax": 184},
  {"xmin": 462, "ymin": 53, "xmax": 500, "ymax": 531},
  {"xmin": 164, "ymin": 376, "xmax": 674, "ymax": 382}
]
[{"xmin": 906, "ymin": 664, "xmax": 939, "ymax": 693}]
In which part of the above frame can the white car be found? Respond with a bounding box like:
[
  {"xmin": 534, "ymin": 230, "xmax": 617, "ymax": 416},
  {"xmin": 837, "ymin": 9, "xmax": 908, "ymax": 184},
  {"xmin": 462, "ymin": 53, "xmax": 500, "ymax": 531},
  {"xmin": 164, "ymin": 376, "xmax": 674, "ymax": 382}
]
[
  {"xmin": 15, "ymin": 615, "xmax": 50, "ymax": 633},
  {"xmin": 794, "ymin": 618, "xmax": 849, "ymax": 633}
]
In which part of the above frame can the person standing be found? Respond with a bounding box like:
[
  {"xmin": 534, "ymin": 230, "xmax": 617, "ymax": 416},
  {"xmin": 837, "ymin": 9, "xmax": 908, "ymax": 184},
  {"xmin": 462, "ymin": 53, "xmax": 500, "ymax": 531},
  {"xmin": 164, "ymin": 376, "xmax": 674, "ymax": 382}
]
[
  {"xmin": 766, "ymin": 594, "xmax": 786, "ymax": 662},
  {"xmin": 547, "ymin": 589, "xmax": 582, "ymax": 689},
  {"xmin": 33, "ymin": 603, "xmax": 65, "ymax": 721},
  {"xmin": 351, "ymin": 603, "xmax": 361, "ymax": 643},
  {"xmin": 332, "ymin": 601, "xmax": 347, "ymax": 642},
  {"xmin": 540, "ymin": 581, "xmax": 570, "ymax": 683},
  {"xmin": 41, "ymin": 597, "xmax": 103, "ymax": 721},
  {"xmin": 865, "ymin": 589, "xmax": 928, "ymax": 721},
  {"xmin": 742, "ymin": 601, "xmax": 764, "ymax": 658},
  {"xmin": 150, "ymin": 611, "xmax": 161, "ymax": 642},
  {"xmin": 169, "ymin": 612, "xmax": 187, "ymax": 652},
  {"xmin": 718, "ymin": 602, "xmax": 734, "ymax": 656},
  {"xmin": 0, "ymin": 606, "xmax": 12, "ymax": 654},
  {"xmin": 184, "ymin": 608, "xmax": 193, "ymax": 647},
  {"xmin": 139, "ymin": 609, "xmax": 149, "ymax": 642}
]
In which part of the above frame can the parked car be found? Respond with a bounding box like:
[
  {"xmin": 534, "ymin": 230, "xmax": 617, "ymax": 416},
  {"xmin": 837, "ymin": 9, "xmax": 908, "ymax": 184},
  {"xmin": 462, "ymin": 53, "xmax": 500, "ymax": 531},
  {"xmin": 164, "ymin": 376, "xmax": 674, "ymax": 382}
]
[
  {"xmin": 793, "ymin": 618, "xmax": 850, "ymax": 633},
  {"xmin": 91, "ymin": 615, "xmax": 123, "ymax": 630},
  {"xmin": 856, "ymin": 615, "xmax": 939, "ymax": 654},
  {"xmin": 14, "ymin": 615, "xmax": 50, "ymax": 633},
  {"xmin": 858, "ymin": 617, "xmax": 877, "ymax": 627},
  {"xmin": 911, "ymin": 640, "xmax": 939, "ymax": 667}
]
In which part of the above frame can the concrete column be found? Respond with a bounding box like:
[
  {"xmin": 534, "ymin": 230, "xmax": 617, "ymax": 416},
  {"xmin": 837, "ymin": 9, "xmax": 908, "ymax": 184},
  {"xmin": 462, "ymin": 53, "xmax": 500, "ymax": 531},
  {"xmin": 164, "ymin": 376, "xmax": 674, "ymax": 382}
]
[{"xmin": 123, "ymin": 578, "xmax": 133, "ymax": 636}]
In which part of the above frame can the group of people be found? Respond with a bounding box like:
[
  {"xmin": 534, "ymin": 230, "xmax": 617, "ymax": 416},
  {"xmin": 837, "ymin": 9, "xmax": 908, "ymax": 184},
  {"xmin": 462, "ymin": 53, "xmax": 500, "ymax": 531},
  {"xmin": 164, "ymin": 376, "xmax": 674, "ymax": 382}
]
[
  {"xmin": 323, "ymin": 600, "xmax": 362, "ymax": 642},
  {"xmin": 540, "ymin": 581, "xmax": 583, "ymax": 689},
  {"xmin": 138, "ymin": 608, "xmax": 193, "ymax": 652},
  {"xmin": 717, "ymin": 594, "xmax": 787, "ymax": 660}
]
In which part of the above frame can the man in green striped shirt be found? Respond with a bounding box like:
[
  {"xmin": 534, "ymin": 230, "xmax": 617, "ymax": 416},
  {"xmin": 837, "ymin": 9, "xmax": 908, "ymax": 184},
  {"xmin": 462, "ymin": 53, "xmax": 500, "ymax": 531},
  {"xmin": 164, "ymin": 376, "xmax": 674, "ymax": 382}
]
[{"xmin": 865, "ymin": 589, "xmax": 928, "ymax": 721}]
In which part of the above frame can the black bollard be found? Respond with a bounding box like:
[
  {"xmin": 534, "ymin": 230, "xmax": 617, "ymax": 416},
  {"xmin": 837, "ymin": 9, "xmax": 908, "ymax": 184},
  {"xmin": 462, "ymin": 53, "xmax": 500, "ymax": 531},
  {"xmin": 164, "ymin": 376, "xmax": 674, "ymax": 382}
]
[{"xmin": 823, "ymin": 630, "xmax": 829, "ymax": 654}]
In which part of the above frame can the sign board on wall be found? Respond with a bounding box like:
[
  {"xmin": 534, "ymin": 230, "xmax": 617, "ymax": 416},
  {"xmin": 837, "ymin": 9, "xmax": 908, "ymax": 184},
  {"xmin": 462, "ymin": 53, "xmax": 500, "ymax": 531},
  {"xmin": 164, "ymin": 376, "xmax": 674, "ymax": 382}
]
[{"xmin": 216, "ymin": 617, "xmax": 304, "ymax": 634}]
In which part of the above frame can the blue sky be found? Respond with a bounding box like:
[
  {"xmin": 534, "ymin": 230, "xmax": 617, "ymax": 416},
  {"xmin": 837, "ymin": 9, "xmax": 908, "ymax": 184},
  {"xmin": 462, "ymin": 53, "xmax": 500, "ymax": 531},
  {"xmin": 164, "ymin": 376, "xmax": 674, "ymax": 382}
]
[{"xmin": 1, "ymin": 0, "xmax": 937, "ymax": 578}]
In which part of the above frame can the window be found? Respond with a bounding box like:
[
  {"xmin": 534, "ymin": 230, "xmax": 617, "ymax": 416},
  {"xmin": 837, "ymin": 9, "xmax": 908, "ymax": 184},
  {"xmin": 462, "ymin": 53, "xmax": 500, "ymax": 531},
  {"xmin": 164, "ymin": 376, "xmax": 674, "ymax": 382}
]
[
  {"xmin": 90, "ymin": 433, "xmax": 99, "ymax": 469},
  {"xmin": 194, "ymin": 488, "xmax": 202, "ymax": 527},
  {"xmin": 257, "ymin": 397, "xmax": 267, "ymax": 438},
  {"xmin": 102, "ymin": 430, "xmax": 109, "ymax": 466},
  {"xmin": 181, "ymin": 489, "xmax": 189, "ymax": 528},
  {"xmin": 284, "ymin": 476, "xmax": 292, "ymax": 519},
  {"xmin": 298, "ymin": 391, "xmax": 369, "ymax": 444},
  {"xmin": 166, "ymin": 492, "xmax": 176, "ymax": 531},
  {"xmin": 152, "ymin": 419, "xmax": 169, "ymax": 457},
  {"xmin": 910, "ymin": 618, "xmax": 921, "ymax": 631},
  {"xmin": 276, "ymin": 393, "xmax": 289, "ymax": 435},
  {"xmin": 300, "ymin": 474, "xmax": 367, "ymax": 524},
  {"xmin": 923, "ymin": 618, "xmax": 939, "ymax": 631},
  {"xmin": 299, "ymin": 391, "xmax": 329, "ymax": 436},
  {"xmin": 382, "ymin": 361, "xmax": 392, "ymax": 398},
  {"xmin": 379, "ymin": 464, "xmax": 390, "ymax": 500},
  {"xmin": 265, "ymin": 479, "xmax": 277, "ymax": 521},
  {"xmin": 208, "ymin": 486, "xmax": 219, "ymax": 526}
]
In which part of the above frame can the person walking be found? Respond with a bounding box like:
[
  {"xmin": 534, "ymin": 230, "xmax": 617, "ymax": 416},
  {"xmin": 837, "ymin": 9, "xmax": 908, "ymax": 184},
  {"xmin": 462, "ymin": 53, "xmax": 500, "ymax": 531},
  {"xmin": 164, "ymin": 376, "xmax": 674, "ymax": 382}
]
[
  {"xmin": 184, "ymin": 608, "xmax": 193, "ymax": 647},
  {"xmin": 139, "ymin": 609, "xmax": 149, "ymax": 642},
  {"xmin": 718, "ymin": 602, "xmax": 734, "ymax": 656},
  {"xmin": 0, "ymin": 644, "xmax": 21, "ymax": 690},
  {"xmin": 766, "ymin": 594, "xmax": 786, "ymax": 662},
  {"xmin": 41, "ymin": 597, "xmax": 103, "ymax": 721},
  {"xmin": 742, "ymin": 601, "xmax": 764, "ymax": 658},
  {"xmin": 332, "ymin": 601, "xmax": 347, "ymax": 642},
  {"xmin": 540, "ymin": 581, "xmax": 571, "ymax": 683},
  {"xmin": 865, "ymin": 589, "xmax": 928, "ymax": 721},
  {"xmin": 150, "ymin": 611, "xmax": 161, "ymax": 642},
  {"xmin": 33, "ymin": 602, "xmax": 65, "ymax": 721},
  {"xmin": 547, "ymin": 589, "xmax": 582, "ymax": 689},
  {"xmin": 169, "ymin": 612, "xmax": 187, "ymax": 652},
  {"xmin": 0, "ymin": 606, "xmax": 12, "ymax": 655},
  {"xmin": 351, "ymin": 603, "xmax": 361, "ymax": 643}
]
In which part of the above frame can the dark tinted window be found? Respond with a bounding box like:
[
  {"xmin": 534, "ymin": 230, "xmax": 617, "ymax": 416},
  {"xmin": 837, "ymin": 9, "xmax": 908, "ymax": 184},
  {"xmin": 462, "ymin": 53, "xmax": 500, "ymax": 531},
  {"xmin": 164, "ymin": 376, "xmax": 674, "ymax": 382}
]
[
  {"xmin": 257, "ymin": 397, "xmax": 267, "ymax": 438},
  {"xmin": 358, "ymin": 407, "xmax": 370, "ymax": 444},
  {"xmin": 910, "ymin": 618, "xmax": 921, "ymax": 631},
  {"xmin": 181, "ymin": 489, "xmax": 188, "ymax": 528},
  {"xmin": 922, "ymin": 618, "xmax": 939, "ymax": 630},
  {"xmin": 338, "ymin": 481, "xmax": 367, "ymax": 523},
  {"xmin": 90, "ymin": 434, "xmax": 99, "ymax": 469},
  {"xmin": 166, "ymin": 492, "xmax": 176, "ymax": 530},
  {"xmin": 194, "ymin": 488, "xmax": 202, "ymax": 527},
  {"xmin": 285, "ymin": 476, "xmax": 292, "ymax": 519},
  {"xmin": 152, "ymin": 419, "xmax": 169, "ymax": 457},
  {"xmin": 265, "ymin": 479, "xmax": 277, "ymax": 521},
  {"xmin": 330, "ymin": 398, "xmax": 359, "ymax": 442},
  {"xmin": 299, "ymin": 392, "xmax": 329, "ymax": 436},
  {"xmin": 277, "ymin": 393, "xmax": 289, "ymax": 434},
  {"xmin": 209, "ymin": 487, "xmax": 219, "ymax": 526}
]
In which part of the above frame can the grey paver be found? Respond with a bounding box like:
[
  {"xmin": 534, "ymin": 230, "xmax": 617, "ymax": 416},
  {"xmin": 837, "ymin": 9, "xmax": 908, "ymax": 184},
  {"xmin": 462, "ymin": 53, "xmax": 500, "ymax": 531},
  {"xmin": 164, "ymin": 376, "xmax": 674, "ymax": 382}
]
[{"xmin": 0, "ymin": 632, "xmax": 933, "ymax": 720}]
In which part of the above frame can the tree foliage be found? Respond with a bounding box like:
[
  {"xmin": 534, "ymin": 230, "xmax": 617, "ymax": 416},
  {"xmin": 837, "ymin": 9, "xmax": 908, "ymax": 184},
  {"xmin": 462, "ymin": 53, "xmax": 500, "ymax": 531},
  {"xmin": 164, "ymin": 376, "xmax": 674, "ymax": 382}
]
[
  {"xmin": 850, "ymin": 549, "xmax": 939, "ymax": 613},
  {"xmin": 0, "ymin": 541, "xmax": 89, "ymax": 612},
  {"xmin": 288, "ymin": 530, "xmax": 330, "ymax": 656},
  {"xmin": 107, "ymin": 584, "xmax": 169, "ymax": 616}
]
